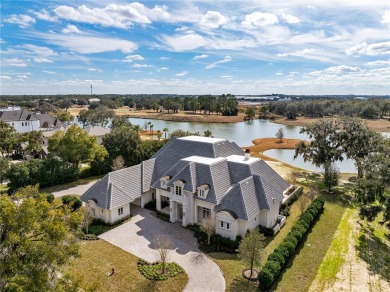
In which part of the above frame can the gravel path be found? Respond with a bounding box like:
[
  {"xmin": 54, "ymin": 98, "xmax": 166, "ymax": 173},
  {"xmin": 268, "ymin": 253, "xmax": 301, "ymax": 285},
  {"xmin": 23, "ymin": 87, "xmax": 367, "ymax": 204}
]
[{"xmin": 99, "ymin": 207, "xmax": 225, "ymax": 292}]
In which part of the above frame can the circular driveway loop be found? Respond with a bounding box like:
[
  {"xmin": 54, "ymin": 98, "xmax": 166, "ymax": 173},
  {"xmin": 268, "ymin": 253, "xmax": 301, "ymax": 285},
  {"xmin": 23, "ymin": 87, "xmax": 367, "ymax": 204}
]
[{"xmin": 99, "ymin": 207, "xmax": 226, "ymax": 292}]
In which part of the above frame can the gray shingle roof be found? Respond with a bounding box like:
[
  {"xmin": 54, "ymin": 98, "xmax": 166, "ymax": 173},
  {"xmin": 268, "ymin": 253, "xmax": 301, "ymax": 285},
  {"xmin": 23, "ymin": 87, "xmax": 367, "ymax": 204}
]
[
  {"xmin": 0, "ymin": 110, "xmax": 38, "ymax": 122},
  {"xmin": 35, "ymin": 113, "xmax": 63, "ymax": 128},
  {"xmin": 80, "ymin": 165, "xmax": 142, "ymax": 209},
  {"xmin": 80, "ymin": 136, "xmax": 289, "ymax": 219}
]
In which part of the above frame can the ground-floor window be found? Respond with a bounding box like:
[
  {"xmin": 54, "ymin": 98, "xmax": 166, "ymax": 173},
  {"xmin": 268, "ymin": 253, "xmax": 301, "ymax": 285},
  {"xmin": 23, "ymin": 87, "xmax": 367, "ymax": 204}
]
[
  {"xmin": 118, "ymin": 207, "xmax": 123, "ymax": 215},
  {"xmin": 202, "ymin": 207, "xmax": 211, "ymax": 219},
  {"xmin": 220, "ymin": 220, "xmax": 230, "ymax": 230}
]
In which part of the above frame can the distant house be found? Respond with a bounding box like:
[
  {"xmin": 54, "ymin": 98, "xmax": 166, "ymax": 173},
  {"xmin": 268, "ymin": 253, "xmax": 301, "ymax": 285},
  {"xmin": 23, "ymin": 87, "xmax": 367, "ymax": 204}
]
[
  {"xmin": 88, "ymin": 98, "xmax": 100, "ymax": 103},
  {"xmin": 84, "ymin": 126, "xmax": 110, "ymax": 144},
  {"xmin": 0, "ymin": 109, "xmax": 40, "ymax": 133},
  {"xmin": 35, "ymin": 113, "xmax": 63, "ymax": 130},
  {"xmin": 81, "ymin": 136, "xmax": 290, "ymax": 240}
]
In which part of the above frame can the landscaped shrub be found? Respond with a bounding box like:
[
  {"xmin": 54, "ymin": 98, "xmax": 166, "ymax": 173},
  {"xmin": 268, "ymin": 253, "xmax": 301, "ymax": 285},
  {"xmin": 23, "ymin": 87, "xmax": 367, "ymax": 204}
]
[
  {"xmin": 144, "ymin": 199, "xmax": 156, "ymax": 210},
  {"xmin": 156, "ymin": 210, "xmax": 170, "ymax": 222},
  {"xmin": 267, "ymin": 252, "xmax": 285, "ymax": 268},
  {"xmin": 62, "ymin": 195, "xmax": 82, "ymax": 211},
  {"xmin": 79, "ymin": 165, "xmax": 92, "ymax": 178},
  {"xmin": 259, "ymin": 196, "xmax": 325, "ymax": 290},
  {"xmin": 258, "ymin": 225, "xmax": 275, "ymax": 237},
  {"xmin": 258, "ymin": 268, "xmax": 274, "ymax": 291},
  {"xmin": 279, "ymin": 205, "xmax": 290, "ymax": 217},
  {"xmin": 137, "ymin": 259, "xmax": 184, "ymax": 281},
  {"xmin": 84, "ymin": 215, "xmax": 131, "ymax": 235},
  {"xmin": 263, "ymin": 260, "xmax": 281, "ymax": 277},
  {"xmin": 46, "ymin": 193, "xmax": 55, "ymax": 203}
]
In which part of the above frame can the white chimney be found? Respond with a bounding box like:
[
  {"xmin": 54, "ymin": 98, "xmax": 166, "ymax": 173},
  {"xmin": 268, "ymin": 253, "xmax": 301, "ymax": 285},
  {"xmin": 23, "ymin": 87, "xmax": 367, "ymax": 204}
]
[{"xmin": 244, "ymin": 149, "xmax": 251, "ymax": 160}]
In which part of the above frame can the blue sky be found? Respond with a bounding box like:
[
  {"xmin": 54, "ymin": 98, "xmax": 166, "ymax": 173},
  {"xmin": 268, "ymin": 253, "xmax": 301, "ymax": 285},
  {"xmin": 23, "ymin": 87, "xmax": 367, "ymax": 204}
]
[{"xmin": 1, "ymin": 0, "xmax": 389, "ymax": 95}]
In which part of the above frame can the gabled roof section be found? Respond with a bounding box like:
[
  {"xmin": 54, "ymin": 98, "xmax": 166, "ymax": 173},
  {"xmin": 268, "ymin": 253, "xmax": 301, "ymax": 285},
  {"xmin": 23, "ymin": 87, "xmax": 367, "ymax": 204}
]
[
  {"xmin": 166, "ymin": 161, "xmax": 197, "ymax": 193},
  {"xmin": 35, "ymin": 113, "xmax": 63, "ymax": 128},
  {"xmin": 80, "ymin": 164, "xmax": 142, "ymax": 209},
  {"xmin": 142, "ymin": 158, "xmax": 155, "ymax": 192},
  {"xmin": 0, "ymin": 110, "xmax": 38, "ymax": 122},
  {"xmin": 253, "ymin": 174, "xmax": 285, "ymax": 210},
  {"xmin": 250, "ymin": 160, "xmax": 289, "ymax": 195}
]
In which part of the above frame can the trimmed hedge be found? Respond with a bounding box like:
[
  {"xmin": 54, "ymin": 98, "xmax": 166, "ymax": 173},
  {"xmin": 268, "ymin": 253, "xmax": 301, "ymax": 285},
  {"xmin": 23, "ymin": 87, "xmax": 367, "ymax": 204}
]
[
  {"xmin": 259, "ymin": 196, "xmax": 325, "ymax": 291},
  {"xmin": 258, "ymin": 225, "xmax": 275, "ymax": 237}
]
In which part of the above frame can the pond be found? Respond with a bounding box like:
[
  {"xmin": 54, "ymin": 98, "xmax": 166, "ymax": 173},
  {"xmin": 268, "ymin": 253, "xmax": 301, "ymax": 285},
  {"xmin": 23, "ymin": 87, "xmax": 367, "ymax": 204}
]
[
  {"xmin": 128, "ymin": 118, "xmax": 309, "ymax": 147},
  {"xmin": 264, "ymin": 149, "xmax": 357, "ymax": 173}
]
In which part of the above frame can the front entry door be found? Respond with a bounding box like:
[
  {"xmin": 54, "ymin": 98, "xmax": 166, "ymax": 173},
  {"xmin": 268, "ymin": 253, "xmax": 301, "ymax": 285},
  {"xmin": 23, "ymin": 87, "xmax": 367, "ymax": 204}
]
[{"xmin": 177, "ymin": 203, "xmax": 183, "ymax": 222}]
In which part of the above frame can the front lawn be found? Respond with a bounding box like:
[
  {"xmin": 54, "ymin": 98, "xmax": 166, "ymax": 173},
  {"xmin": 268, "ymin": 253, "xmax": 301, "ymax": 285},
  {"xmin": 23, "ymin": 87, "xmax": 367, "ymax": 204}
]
[{"xmin": 63, "ymin": 239, "xmax": 188, "ymax": 291}]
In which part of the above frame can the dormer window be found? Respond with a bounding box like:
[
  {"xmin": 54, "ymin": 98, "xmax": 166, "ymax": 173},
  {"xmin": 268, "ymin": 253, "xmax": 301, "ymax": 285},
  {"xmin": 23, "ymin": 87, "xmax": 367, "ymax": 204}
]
[
  {"xmin": 173, "ymin": 180, "xmax": 185, "ymax": 196},
  {"xmin": 197, "ymin": 184, "xmax": 210, "ymax": 199},
  {"xmin": 175, "ymin": 185, "xmax": 182, "ymax": 196}
]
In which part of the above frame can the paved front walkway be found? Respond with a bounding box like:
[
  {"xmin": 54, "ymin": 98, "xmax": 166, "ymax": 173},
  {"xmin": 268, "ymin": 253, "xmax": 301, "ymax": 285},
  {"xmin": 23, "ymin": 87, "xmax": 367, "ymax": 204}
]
[{"xmin": 99, "ymin": 207, "xmax": 225, "ymax": 292}]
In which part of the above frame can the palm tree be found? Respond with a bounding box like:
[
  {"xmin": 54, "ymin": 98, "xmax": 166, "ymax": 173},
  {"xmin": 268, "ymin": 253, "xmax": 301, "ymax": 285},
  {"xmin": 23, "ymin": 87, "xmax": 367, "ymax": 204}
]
[
  {"xmin": 156, "ymin": 130, "xmax": 162, "ymax": 140},
  {"xmin": 163, "ymin": 127, "xmax": 169, "ymax": 139},
  {"xmin": 133, "ymin": 125, "xmax": 142, "ymax": 136},
  {"xmin": 149, "ymin": 123, "xmax": 154, "ymax": 139}
]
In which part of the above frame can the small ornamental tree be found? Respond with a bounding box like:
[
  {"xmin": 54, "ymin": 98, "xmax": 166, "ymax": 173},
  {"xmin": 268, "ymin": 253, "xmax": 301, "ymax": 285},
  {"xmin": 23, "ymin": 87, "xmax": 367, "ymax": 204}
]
[
  {"xmin": 276, "ymin": 128, "xmax": 284, "ymax": 143},
  {"xmin": 239, "ymin": 228, "xmax": 265, "ymax": 283},
  {"xmin": 200, "ymin": 216, "xmax": 215, "ymax": 245},
  {"xmin": 155, "ymin": 235, "xmax": 172, "ymax": 274},
  {"xmin": 323, "ymin": 163, "xmax": 340, "ymax": 193}
]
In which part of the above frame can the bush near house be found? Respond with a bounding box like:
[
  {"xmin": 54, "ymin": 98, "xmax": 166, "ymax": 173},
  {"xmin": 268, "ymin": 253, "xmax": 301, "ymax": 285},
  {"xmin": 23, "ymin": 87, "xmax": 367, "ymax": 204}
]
[
  {"xmin": 259, "ymin": 196, "xmax": 325, "ymax": 291},
  {"xmin": 279, "ymin": 186, "xmax": 304, "ymax": 217},
  {"xmin": 61, "ymin": 195, "xmax": 82, "ymax": 211},
  {"xmin": 84, "ymin": 216, "xmax": 131, "ymax": 235},
  {"xmin": 187, "ymin": 224, "xmax": 242, "ymax": 253}
]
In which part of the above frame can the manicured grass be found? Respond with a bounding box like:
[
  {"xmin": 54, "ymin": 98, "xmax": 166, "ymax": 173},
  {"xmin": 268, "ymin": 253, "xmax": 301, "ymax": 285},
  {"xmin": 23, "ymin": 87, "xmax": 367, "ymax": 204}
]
[
  {"xmin": 40, "ymin": 175, "xmax": 103, "ymax": 194},
  {"xmin": 274, "ymin": 190, "xmax": 348, "ymax": 291},
  {"xmin": 313, "ymin": 207, "xmax": 354, "ymax": 289},
  {"xmin": 63, "ymin": 239, "xmax": 188, "ymax": 291}
]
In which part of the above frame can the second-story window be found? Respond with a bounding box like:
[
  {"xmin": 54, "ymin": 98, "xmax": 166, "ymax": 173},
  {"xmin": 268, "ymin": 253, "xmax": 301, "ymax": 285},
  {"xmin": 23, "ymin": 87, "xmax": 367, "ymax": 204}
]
[{"xmin": 175, "ymin": 185, "xmax": 182, "ymax": 196}]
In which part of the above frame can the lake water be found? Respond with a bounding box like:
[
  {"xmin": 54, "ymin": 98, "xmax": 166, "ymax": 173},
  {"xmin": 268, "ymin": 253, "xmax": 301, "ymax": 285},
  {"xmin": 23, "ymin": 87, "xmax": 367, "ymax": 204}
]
[
  {"xmin": 264, "ymin": 149, "xmax": 357, "ymax": 173},
  {"xmin": 103, "ymin": 117, "xmax": 387, "ymax": 174},
  {"xmin": 128, "ymin": 118, "xmax": 310, "ymax": 147}
]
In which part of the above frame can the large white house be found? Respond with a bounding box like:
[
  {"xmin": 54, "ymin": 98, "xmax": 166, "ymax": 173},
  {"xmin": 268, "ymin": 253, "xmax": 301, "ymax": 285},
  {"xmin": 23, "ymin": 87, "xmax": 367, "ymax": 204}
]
[
  {"xmin": 81, "ymin": 136, "xmax": 290, "ymax": 240},
  {"xmin": 0, "ymin": 109, "xmax": 40, "ymax": 133}
]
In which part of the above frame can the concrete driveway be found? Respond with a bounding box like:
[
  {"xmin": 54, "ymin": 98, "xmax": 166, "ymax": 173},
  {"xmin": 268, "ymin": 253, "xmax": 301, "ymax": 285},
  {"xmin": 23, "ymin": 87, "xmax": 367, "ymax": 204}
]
[
  {"xmin": 50, "ymin": 180, "xmax": 98, "ymax": 198},
  {"xmin": 99, "ymin": 206, "xmax": 225, "ymax": 292}
]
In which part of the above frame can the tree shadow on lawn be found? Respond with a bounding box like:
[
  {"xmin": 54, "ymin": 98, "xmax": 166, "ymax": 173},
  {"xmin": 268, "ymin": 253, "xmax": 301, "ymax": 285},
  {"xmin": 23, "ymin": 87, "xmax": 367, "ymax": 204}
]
[
  {"xmin": 356, "ymin": 226, "xmax": 390, "ymax": 282},
  {"xmin": 230, "ymin": 277, "xmax": 258, "ymax": 292}
]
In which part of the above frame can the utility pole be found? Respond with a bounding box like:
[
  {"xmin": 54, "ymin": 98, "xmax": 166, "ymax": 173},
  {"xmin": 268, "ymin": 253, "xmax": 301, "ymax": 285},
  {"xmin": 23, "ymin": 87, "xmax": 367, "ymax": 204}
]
[{"xmin": 90, "ymin": 85, "xmax": 92, "ymax": 95}]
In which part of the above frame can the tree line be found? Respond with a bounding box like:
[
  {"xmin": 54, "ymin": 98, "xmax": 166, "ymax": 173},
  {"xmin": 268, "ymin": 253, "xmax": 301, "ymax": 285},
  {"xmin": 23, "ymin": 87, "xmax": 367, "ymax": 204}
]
[{"xmin": 269, "ymin": 98, "xmax": 390, "ymax": 120}]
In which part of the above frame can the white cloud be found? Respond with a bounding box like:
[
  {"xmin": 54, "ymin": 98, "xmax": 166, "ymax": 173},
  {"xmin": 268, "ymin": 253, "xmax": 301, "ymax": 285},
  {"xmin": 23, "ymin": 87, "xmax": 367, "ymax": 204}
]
[
  {"xmin": 33, "ymin": 32, "xmax": 137, "ymax": 54},
  {"xmin": 242, "ymin": 12, "xmax": 278, "ymax": 28},
  {"xmin": 62, "ymin": 24, "xmax": 81, "ymax": 34},
  {"xmin": 381, "ymin": 10, "xmax": 390, "ymax": 23},
  {"xmin": 88, "ymin": 68, "xmax": 102, "ymax": 72},
  {"xmin": 277, "ymin": 48, "xmax": 337, "ymax": 62},
  {"xmin": 220, "ymin": 75, "xmax": 234, "ymax": 79},
  {"xmin": 159, "ymin": 57, "xmax": 169, "ymax": 60},
  {"xmin": 346, "ymin": 41, "xmax": 390, "ymax": 56},
  {"xmin": 4, "ymin": 14, "xmax": 36, "ymax": 27},
  {"xmin": 365, "ymin": 60, "xmax": 390, "ymax": 66},
  {"xmin": 123, "ymin": 54, "xmax": 144, "ymax": 62},
  {"xmin": 17, "ymin": 75, "xmax": 29, "ymax": 79},
  {"xmin": 32, "ymin": 9, "xmax": 58, "ymax": 22},
  {"xmin": 159, "ymin": 67, "xmax": 169, "ymax": 70},
  {"xmin": 175, "ymin": 26, "xmax": 188, "ymax": 31},
  {"xmin": 54, "ymin": 3, "xmax": 169, "ymax": 29},
  {"xmin": 193, "ymin": 54, "xmax": 209, "ymax": 60},
  {"xmin": 34, "ymin": 58, "xmax": 53, "ymax": 63},
  {"xmin": 41, "ymin": 70, "xmax": 56, "ymax": 75},
  {"xmin": 324, "ymin": 65, "xmax": 363, "ymax": 74},
  {"xmin": 19, "ymin": 44, "xmax": 57, "ymax": 57},
  {"xmin": 200, "ymin": 11, "xmax": 228, "ymax": 28},
  {"xmin": 282, "ymin": 13, "xmax": 300, "ymax": 24},
  {"xmin": 175, "ymin": 71, "xmax": 188, "ymax": 77},
  {"xmin": 0, "ymin": 76, "xmax": 12, "ymax": 80},
  {"xmin": 275, "ymin": 72, "xmax": 284, "ymax": 75},
  {"xmin": 132, "ymin": 63, "xmax": 152, "ymax": 68},
  {"xmin": 3, "ymin": 58, "xmax": 27, "ymax": 67},
  {"xmin": 160, "ymin": 33, "xmax": 206, "ymax": 51},
  {"xmin": 206, "ymin": 56, "xmax": 232, "ymax": 69}
]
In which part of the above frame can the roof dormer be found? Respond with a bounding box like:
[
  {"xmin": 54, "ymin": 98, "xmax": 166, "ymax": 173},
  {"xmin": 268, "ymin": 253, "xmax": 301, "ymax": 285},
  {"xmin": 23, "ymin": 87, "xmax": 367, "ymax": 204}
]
[{"xmin": 197, "ymin": 184, "xmax": 210, "ymax": 199}]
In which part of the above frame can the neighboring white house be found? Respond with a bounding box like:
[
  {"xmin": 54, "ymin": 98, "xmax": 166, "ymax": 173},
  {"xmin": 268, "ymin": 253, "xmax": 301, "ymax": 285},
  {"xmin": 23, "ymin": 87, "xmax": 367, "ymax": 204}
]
[
  {"xmin": 81, "ymin": 136, "xmax": 290, "ymax": 240},
  {"xmin": 0, "ymin": 109, "xmax": 40, "ymax": 133}
]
